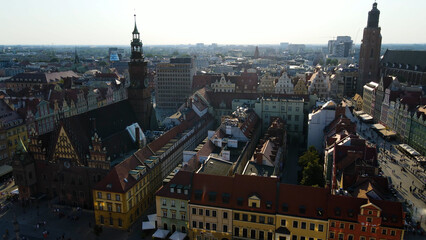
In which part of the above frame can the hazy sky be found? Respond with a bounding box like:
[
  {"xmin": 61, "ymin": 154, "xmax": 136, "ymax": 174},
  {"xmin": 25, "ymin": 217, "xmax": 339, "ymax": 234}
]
[{"xmin": 1, "ymin": 0, "xmax": 425, "ymax": 45}]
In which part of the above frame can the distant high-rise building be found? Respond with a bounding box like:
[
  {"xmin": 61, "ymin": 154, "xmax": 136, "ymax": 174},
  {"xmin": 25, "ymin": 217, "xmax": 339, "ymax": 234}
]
[
  {"xmin": 280, "ymin": 42, "xmax": 289, "ymax": 50},
  {"xmin": 327, "ymin": 36, "xmax": 353, "ymax": 58},
  {"xmin": 357, "ymin": 2, "xmax": 382, "ymax": 94},
  {"xmin": 156, "ymin": 58, "xmax": 195, "ymax": 109},
  {"xmin": 127, "ymin": 14, "xmax": 153, "ymax": 129},
  {"xmin": 254, "ymin": 46, "xmax": 260, "ymax": 59}
]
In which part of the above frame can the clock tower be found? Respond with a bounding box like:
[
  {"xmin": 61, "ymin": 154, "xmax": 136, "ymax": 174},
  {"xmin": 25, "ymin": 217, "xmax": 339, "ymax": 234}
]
[{"xmin": 128, "ymin": 14, "xmax": 152, "ymax": 130}]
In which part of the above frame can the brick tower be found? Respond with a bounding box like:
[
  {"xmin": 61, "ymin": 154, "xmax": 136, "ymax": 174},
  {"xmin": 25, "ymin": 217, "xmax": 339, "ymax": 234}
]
[
  {"xmin": 128, "ymin": 14, "xmax": 152, "ymax": 130},
  {"xmin": 357, "ymin": 2, "xmax": 382, "ymax": 94}
]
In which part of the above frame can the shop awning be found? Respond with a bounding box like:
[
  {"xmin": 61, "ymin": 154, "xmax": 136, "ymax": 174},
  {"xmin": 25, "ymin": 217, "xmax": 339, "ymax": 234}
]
[
  {"xmin": 169, "ymin": 231, "xmax": 187, "ymax": 240},
  {"xmin": 152, "ymin": 229, "xmax": 169, "ymax": 239}
]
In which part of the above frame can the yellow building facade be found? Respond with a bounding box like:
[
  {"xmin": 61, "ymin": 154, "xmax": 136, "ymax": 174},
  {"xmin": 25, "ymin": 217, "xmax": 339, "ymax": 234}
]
[
  {"xmin": 275, "ymin": 214, "xmax": 328, "ymax": 240},
  {"xmin": 93, "ymin": 161, "xmax": 152, "ymax": 230}
]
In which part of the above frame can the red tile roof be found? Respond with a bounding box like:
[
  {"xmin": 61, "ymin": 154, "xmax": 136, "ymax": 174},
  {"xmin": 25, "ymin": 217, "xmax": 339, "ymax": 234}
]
[
  {"xmin": 156, "ymin": 170, "xmax": 193, "ymax": 200},
  {"xmin": 278, "ymin": 184, "xmax": 329, "ymax": 220}
]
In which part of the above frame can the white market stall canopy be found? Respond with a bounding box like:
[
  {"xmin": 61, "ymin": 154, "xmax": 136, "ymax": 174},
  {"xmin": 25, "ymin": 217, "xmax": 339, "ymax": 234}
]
[
  {"xmin": 142, "ymin": 214, "xmax": 157, "ymax": 230},
  {"xmin": 399, "ymin": 144, "xmax": 420, "ymax": 156},
  {"xmin": 169, "ymin": 231, "xmax": 187, "ymax": 240},
  {"xmin": 371, "ymin": 123, "xmax": 386, "ymax": 130},
  {"xmin": 152, "ymin": 229, "xmax": 169, "ymax": 239}
]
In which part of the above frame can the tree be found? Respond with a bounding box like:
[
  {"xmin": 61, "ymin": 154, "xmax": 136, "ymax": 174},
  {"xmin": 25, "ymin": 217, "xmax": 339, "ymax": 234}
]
[
  {"xmin": 300, "ymin": 161, "xmax": 325, "ymax": 187},
  {"xmin": 298, "ymin": 146, "xmax": 325, "ymax": 187},
  {"xmin": 298, "ymin": 146, "xmax": 320, "ymax": 169}
]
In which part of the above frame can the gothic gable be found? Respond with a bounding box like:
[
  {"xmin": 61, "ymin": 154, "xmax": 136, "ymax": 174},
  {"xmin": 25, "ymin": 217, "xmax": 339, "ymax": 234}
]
[{"xmin": 52, "ymin": 125, "xmax": 82, "ymax": 166}]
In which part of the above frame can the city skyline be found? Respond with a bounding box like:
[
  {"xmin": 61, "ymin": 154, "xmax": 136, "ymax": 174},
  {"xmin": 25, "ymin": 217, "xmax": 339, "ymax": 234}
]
[{"xmin": 1, "ymin": 0, "xmax": 426, "ymax": 46}]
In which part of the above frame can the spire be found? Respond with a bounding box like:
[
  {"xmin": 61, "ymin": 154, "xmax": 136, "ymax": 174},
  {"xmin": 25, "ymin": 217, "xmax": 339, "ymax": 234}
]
[
  {"xmin": 132, "ymin": 14, "xmax": 139, "ymax": 34},
  {"xmin": 367, "ymin": 2, "xmax": 380, "ymax": 28}
]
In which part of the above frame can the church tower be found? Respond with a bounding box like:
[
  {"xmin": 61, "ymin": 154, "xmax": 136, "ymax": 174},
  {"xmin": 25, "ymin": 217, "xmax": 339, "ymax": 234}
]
[
  {"xmin": 128, "ymin": 14, "xmax": 152, "ymax": 130},
  {"xmin": 357, "ymin": 2, "xmax": 382, "ymax": 94}
]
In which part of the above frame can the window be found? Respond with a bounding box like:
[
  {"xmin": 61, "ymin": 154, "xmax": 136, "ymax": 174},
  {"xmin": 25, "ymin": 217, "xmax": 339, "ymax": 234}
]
[
  {"xmin": 267, "ymin": 232, "xmax": 273, "ymax": 240},
  {"xmin": 243, "ymin": 228, "xmax": 248, "ymax": 237},
  {"xmin": 171, "ymin": 200, "xmax": 175, "ymax": 207},
  {"xmin": 330, "ymin": 232, "xmax": 335, "ymax": 239},
  {"xmin": 212, "ymin": 210, "xmax": 216, "ymax": 217},
  {"xmin": 259, "ymin": 216, "xmax": 265, "ymax": 223},
  {"xmin": 192, "ymin": 208, "xmax": 196, "ymax": 215},
  {"xmin": 206, "ymin": 209, "xmax": 210, "ymax": 216},
  {"xmin": 100, "ymin": 215, "xmax": 104, "ymax": 224},
  {"xmin": 251, "ymin": 215, "xmax": 256, "ymax": 222},
  {"xmin": 181, "ymin": 202, "xmax": 185, "ymax": 209},
  {"xmin": 162, "ymin": 199, "xmax": 167, "ymax": 206},
  {"xmin": 115, "ymin": 194, "xmax": 120, "ymax": 201},
  {"xmin": 367, "ymin": 217, "xmax": 372, "ymax": 222},
  {"xmin": 301, "ymin": 222, "xmax": 306, "ymax": 229},
  {"xmin": 281, "ymin": 219, "xmax": 286, "ymax": 226},
  {"xmin": 171, "ymin": 212, "xmax": 176, "ymax": 219},
  {"xmin": 234, "ymin": 227, "xmax": 240, "ymax": 237},
  {"xmin": 349, "ymin": 224, "xmax": 354, "ymax": 230},
  {"xmin": 268, "ymin": 217, "xmax": 274, "ymax": 225},
  {"xmin": 251, "ymin": 229, "xmax": 256, "ymax": 239},
  {"xmin": 260, "ymin": 231, "xmax": 265, "ymax": 240},
  {"xmin": 116, "ymin": 204, "xmax": 121, "ymax": 213},
  {"xmin": 234, "ymin": 213, "xmax": 240, "ymax": 220},
  {"xmin": 338, "ymin": 233, "xmax": 344, "ymax": 240},
  {"xmin": 331, "ymin": 221, "xmax": 335, "ymax": 227},
  {"xmin": 118, "ymin": 218, "xmax": 122, "ymax": 227},
  {"xmin": 243, "ymin": 214, "xmax": 248, "ymax": 221},
  {"xmin": 348, "ymin": 235, "xmax": 353, "ymax": 240},
  {"xmin": 390, "ymin": 230, "xmax": 395, "ymax": 236},
  {"xmin": 340, "ymin": 223, "xmax": 345, "ymax": 229},
  {"xmin": 206, "ymin": 223, "xmax": 210, "ymax": 230},
  {"xmin": 310, "ymin": 223, "xmax": 315, "ymax": 230},
  {"xmin": 360, "ymin": 237, "xmax": 366, "ymax": 240},
  {"xmin": 192, "ymin": 221, "xmax": 196, "ymax": 228},
  {"xmin": 223, "ymin": 225, "xmax": 228, "ymax": 233},
  {"xmin": 223, "ymin": 212, "xmax": 228, "ymax": 219},
  {"xmin": 300, "ymin": 237, "xmax": 305, "ymax": 240},
  {"xmin": 381, "ymin": 229, "xmax": 387, "ymax": 235},
  {"xmin": 199, "ymin": 209, "xmax": 203, "ymax": 216},
  {"xmin": 97, "ymin": 192, "xmax": 102, "ymax": 199},
  {"xmin": 361, "ymin": 226, "xmax": 366, "ymax": 232},
  {"xmin": 318, "ymin": 224, "xmax": 324, "ymax": 232},
  {"xmin": 212, "ymin": 223, "xmax": 216, "ymax": 231},
  {"xmin": 107, "ymin": 193, "xmax": 111, "ymax": 200},
  {"xmin": 371, "ymin": 228, "xmax": 376, "ymax": 233},
  {"xmin": 292, "ymin": 236, "xmax": 297, "ymax": 240},
  {"xmin": 198, "ymin": 222, "xmax": 203, "ymax": 229},
  {"xmin": 293, "ymin": 221, "xmax": 298, "ymax": 228}
]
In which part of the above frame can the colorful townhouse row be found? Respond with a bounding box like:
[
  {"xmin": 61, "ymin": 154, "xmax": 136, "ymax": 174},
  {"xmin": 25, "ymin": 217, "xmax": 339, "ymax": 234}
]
[{"xmin": 156, "ymin": 171, "xmax": 405, "ymax": 240}]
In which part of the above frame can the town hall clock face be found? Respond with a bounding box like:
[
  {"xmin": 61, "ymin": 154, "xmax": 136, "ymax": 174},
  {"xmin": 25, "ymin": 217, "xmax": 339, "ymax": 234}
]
[{"xmin": 64, "ymin": 161, "xmax": 70, "ymax": 168}]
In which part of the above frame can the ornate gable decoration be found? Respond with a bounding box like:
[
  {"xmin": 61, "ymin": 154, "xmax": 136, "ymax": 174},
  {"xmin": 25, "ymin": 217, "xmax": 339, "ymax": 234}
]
[{"xmin": 52, "ymin": 125, "xmax": 81, "ymax": 166}]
